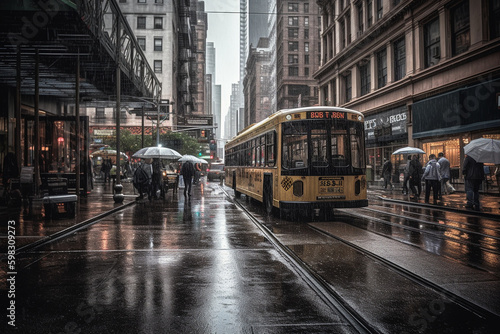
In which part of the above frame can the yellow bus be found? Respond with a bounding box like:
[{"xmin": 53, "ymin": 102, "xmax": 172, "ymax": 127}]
[{"xmin": 225, "ymin": 106, "xmax": 368, "ymax": 220}]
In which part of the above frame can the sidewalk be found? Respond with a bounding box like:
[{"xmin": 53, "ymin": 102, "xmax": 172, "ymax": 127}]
[
  {"xmin": 368, "ymin": 182, "xmax": 500, "ymax": 218},
  {"xmin": 0, "ymin": 180, "xmax": 138, "ymax": 252}
]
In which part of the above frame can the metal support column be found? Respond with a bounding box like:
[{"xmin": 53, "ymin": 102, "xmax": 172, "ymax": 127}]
[
  {"xmin": 15, "ymin": 48, "xmax": 21, "ymax": 174},
  {"xmin": 113, "ymin": 19, "xmax": 124, "ymax": 203},
  {"xmin": 34, "ymin": 49, "xmax": 40, "ymax": 196},
  {"xmin": 75, "ymin": 50, "xmax": 81, "ymax": 197}
]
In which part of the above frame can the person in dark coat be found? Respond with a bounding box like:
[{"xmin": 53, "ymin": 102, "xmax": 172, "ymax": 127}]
[
  {"xmin": 463, "ymin": 155, "xmax": 484, "ymax": 211},
  {"xmin": 181, "ymin": 161, "xmax": 195, "ymax": 197},
  {"xmin": 409, "ymin": 155, "xmax": 423, "ymax": 199},
  {"xmin": 151, "ymin": 158, "xmax": 163, "ymax": 199},
  {"xmin": 102, "ymin": 158, "xmax": 112, "ymax": 183},
  {"xmin": 381, "ymin": 158, "xmax": 393, "ymax": 189}
]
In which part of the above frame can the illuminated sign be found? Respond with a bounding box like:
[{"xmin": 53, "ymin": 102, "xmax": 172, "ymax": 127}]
[{"xmin": 307, "ymin": 111, "xmax": 346, "ymax": 119}]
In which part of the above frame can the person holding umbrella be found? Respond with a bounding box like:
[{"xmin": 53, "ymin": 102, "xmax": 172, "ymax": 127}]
[
  {"xmin": 180, "ymin": 160, "xmax": 195, "ymax": 198},
  {"xmin": 463, "ymin": 155, "xmax": 484, "ymax": 211}
]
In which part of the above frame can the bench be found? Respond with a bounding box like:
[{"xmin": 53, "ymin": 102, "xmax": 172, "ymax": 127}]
[
  {"xmin": 41, "ymin": 178, "xmax": 77, "ymax": 219},
  {"xmin": 43, "ymin": 195, "xmax": 77, "ymax": 219}
]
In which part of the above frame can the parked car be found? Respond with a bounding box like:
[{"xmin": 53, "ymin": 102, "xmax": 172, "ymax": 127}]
[{"xmin": 207, "ymin": 163, "xmax": 225, "ymax": 181}]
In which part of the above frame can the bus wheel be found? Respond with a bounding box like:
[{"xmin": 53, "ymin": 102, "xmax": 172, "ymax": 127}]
[{"xmin": 263, "ymin": 175, "xmax": 273, "ymax": 215}]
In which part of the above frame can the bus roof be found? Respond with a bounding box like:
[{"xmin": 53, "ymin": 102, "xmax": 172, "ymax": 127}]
[{"xmin": 228, "ymin": 106, "xmax": 363, "ymax": 145}]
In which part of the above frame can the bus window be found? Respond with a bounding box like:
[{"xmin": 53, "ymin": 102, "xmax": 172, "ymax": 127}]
[
  {"xmin": 331, "ymin": 122, "xmax": 348, "ymax": 167},
  {"xmin": 283, "ymin": 122, "xmax": 308, "ymax": 169},
  {"xmin": 311, "ymin": 128, "xmax": 328, "ymax": 167},
  {"xmin": 350, "ymin": 123, "xmax": 366, "ymax": 169},
  {"xmin": 266, "ymin": 131, "xmax": 276, "ymax": 166}
]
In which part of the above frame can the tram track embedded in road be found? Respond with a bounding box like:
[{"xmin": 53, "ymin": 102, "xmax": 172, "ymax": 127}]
[
  {"xmin": 219, "ymin": 185, "xmax": 375, "ymax": 334},
  {"xmin": 323, "ymin": 209, "xmax": 500, "ymax": 323}
]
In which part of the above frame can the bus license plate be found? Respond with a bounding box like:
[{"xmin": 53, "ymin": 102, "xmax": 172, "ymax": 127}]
[{"xmin": 319, "ymin": 177, "xmax": 344, "ymax": 194}]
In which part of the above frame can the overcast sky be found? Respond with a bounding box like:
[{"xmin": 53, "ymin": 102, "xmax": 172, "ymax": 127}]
[{"xmin": 205, "ymin": 0, "xmax": 241, "ymax": 120}]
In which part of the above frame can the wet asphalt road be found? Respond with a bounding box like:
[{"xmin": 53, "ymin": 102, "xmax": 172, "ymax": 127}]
[
  {"xmin": 1, "ymin": 180, "xmax": 499, "ymax": 333},
  {"xmin": 2, "ymin": 182, "xmax": 360, "ymax": 334}
]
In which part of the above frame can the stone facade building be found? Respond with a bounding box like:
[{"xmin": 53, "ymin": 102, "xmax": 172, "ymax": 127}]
[{"xmin": 315, "ymin": 0, "xmax": 500, "ymax": 181}]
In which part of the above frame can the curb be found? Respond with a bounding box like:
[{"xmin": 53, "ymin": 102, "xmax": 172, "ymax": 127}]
[{"xmin": 16, "ymin": 200, "xmax": 136, "ymax": 254}]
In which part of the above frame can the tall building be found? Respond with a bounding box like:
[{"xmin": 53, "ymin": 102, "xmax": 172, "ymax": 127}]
[
  {"xmin": 193, "ymin": 1, "xmax": 207, "ymax": 117},
  {"xmin": 243, "ymin": 38, "xmax": 272, "ymax": 127},
  {"xmin": 249, "ymin": 0, "xmax": 269, "ymax": 47},
  {"xmin": 315, "ymin": 0, "xmax": 500, "ymax": 181},
  {"xmin": 276, "ymin": 0, "xmax": 321, "ymax": 109},
  {"xmin": 238, "ymin": 0, "xmax": 248, "ymax": 132},
  {"xmin": 267, "ymin": 0, "xmax": 278, "ymax": 113}
]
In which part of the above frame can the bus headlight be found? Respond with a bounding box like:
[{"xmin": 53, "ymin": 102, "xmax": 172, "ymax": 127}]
[{"xmin": 293, "ymin": 181, "xmax": 303, "ymax": 197}]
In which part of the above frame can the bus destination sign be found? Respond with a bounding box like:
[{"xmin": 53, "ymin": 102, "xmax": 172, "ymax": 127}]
[{"xmin": 307, "ymin": 111, "xmax": 346, "ymax": 119}]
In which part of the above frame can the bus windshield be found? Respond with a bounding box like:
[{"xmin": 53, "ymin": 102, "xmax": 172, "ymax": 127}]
[{"xmin": 282, "ymin": 120, "xmax": 365, "ymax": 175}]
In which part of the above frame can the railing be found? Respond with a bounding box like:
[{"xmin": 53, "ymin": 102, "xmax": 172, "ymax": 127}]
[{"xmin": 78, "ymin": 0, "xmax": 161, "ymax": 101}]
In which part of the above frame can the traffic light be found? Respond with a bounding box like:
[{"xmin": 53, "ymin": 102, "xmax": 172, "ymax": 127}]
[
  {"xmin": 198, "ymin": 151, "xmax": 202, "ymax": 157},
  {"xmin": 200, "ymin": 130, "xmax": 206, "ymax": 137}
]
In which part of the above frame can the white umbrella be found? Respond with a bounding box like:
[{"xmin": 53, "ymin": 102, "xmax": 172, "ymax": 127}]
[
  {"xmin": 392, "ymin": 146, "xmax": 426, "ymax": 155},
  {"xmin": 464, "ymin": 138, "xmax": 500, "ymax": 164},
  {"xmin": 178, "ymin": 154, "xmax": 204, "ymax": 164},
  {"xmin": 132, "ymin": 146, "xmax": 182, "ymax": 159},
  {"xmin": 90, "ymin": 149, "xmax": 128, "ymax": 163}
]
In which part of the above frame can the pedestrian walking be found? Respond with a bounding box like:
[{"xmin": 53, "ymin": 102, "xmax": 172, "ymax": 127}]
[
  {"xmin": 463, "ymin": 155, "xmax": 485, "ymax": 211},
  {"xmin": 437, "ymin": 152, "xmax": 452, "ymax": 198},
  {"xmin": 381, "ymin": 158, "xmax": 394, "ymax": 190},
  {"xmin": 409, "ymin": 155, "xmax": 422, "ymax": 199},
  {"xmin": 194, "ymin": 162, "xmax": 202, "ymax": 185},
  {"xmin": 422, "ymin": 154, "xmax": 441, "ymax": 205},
  {"xmin": 102, "ymin": 158, "xmax": 112, "ymax": 183},
  {"xmin": 133, "ymin": 159, "xmax": 152, "ymax": 200},
  {"xmin": 181, "ymin": 160, "xmax": 195, "ymax": 198},
  {"xmin": 402, "ymin": 155, "xmax": 411, "ymax": 195},
  {"xmin": 151, "ymin": 158, "xmax": 163, "ymax": 199}
]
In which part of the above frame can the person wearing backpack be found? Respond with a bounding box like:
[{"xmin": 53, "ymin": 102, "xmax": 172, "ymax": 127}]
[
  {"xmin": 181, "ymin": 160, "xmax": 195, "ymax": 197},
  {"xmin": 422, "ymin": 154, "xmax": 441, "ymax": 205},
  {"xmin": 133, "ymin": 159, "xmax": 152, "ymax": 200}
]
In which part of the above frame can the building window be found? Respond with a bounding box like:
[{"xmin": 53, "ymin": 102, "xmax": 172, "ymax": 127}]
[
  {"xmin": 377, "ymin": 48, "xmax": 387, "ymax": 88},
  {"xmin": 451, "ymin": 1, "xmax": 470, "ymax": 56},
  {"xmin": 154, "ymin": 60, "xmax": 162, "ymax": 73},
  {"xmin": 137, "ymin": 37, "xmax": 146, "ymax": 51},
  {"xmin": 304, "ymin": 42, "xmax": 309, "ymax": 52},
  {"xmin": 154, "ymin": 38, "xmax": 162, "ymax": 51},
  {"xmin": 491, "ymin": 0, "xmax": 500, "ymax": 39},
  {"xmin": 288, "ymin": 16, "xmax": 299, "ymax": 26},
  {"xmin": 138, "ymin": 0, "xmax": 146, "ymax": 3},
  {"xmin": 304, "ymin": 28, "xmax": 309, "ymax": 39},
  {"xmin": 155, "ymin": 0, "xmax": 164, "ymax": 3},
  {"xmin": 304, "ymin": 3, "xmax": 309, "ymax": 13},
  {"xmin": 288, "ymin": 28, "xmax": 299, "ymax": 38},
  {"xmin": 377, "ymin": 0, "xmax": 383, "ymax": 20},
  {"xmin": 288, "ymin": 54, "xmax": 299, "ymax": 63},
  {"xmin": 154, "ymin": 17, "xmax": 163, "ymax": 29},
  {"xmin": 344, "ymin": 73, "xmax": 352, "ymax": 103},
  {"xmin": 304, "ymin": 67, "xmax": 310, "ymax": 76},
  {"xmin": 357, "ymin": 3, "xmax": 364, "ymax": 34},
  {"xmin": 393, "ymin": 37, "xmax": 406, "ymax": 81},
  {"xmin": 289, "ymin": 67, "xmax": 299, "ymax": 76},
  {"xmin": 367, "ymin": 0, "xmax": 373, "ymax": 27},
  {"xmin": 304, "ymin": 17, "xmax": 309, "ymax": 26},
  {"xmin": 289, "ymin": 3, "xmax": 299, "ymax": 12},
  {"xmin": 288, "ymin": 41, "xmax": 299, "ymax": 51},
  {"xmin": 137, "ymin": 17, "xmax": 146, "ymax": 29},
  {"xmin": 340, "ymin": 21, "xmax": 346, "ymax": 49},
  {"xmin": 304, "ymin": 54, "xmax": 310, "ymax": 65},
  {"xmin": 424, "ymin": 17, "xmax": 440, "ymax": 68},
  {"xmin": 360, "ymin": 61, "xmax": 371, "ymax": 96}
]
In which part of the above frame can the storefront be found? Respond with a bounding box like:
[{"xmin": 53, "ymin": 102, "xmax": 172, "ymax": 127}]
[
  {"xmin": 413, "ymin": 78, "xmax": 500, "ymax": 181},
  {"xmin": 364, "ymin": 105, "xmax": 409, "ymax": 182}
]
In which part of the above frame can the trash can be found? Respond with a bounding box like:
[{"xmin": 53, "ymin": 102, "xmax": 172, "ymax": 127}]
[{"xmin": 366, "ymin": 165, "xmax": 373, "ymax": 182}]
